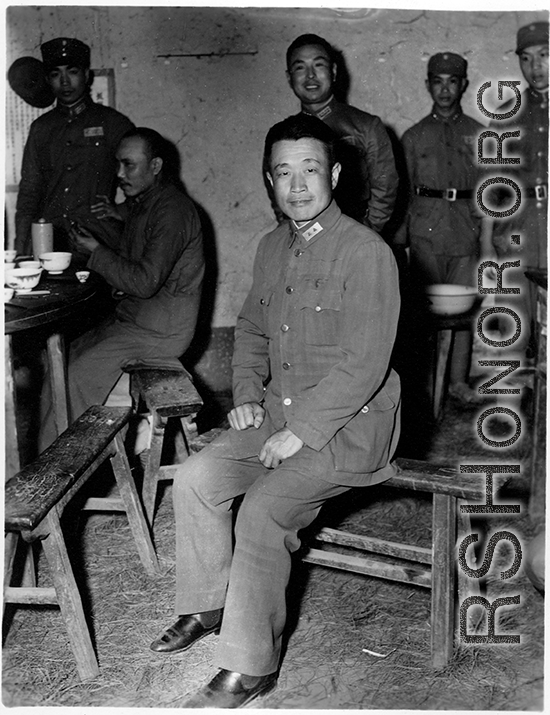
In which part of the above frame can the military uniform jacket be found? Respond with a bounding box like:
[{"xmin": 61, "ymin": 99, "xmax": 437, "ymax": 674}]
[
  {"xmin": 401, "ymin": 107, "xmax": 484, "ymax": 256},
  {"xmin": 490, "ymin": 88, "xmax": 548, "ymax": 267},
  {"xmin": 15, "ymin": 93, "xmax": 134, "ymax": 253},
  {"xmin": 88, "ymin": 182, "xmax": 205, "ymax": 346},
  {"xmin": 232, "ymin": 200, "xmax": 401, "ymax": 482},
  {"xmin": 304, "ymin": 99, "xmax": 398, "ymax": 232}
]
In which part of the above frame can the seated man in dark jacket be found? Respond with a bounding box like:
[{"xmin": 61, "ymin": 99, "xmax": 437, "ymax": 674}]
[{"xmin": 38, "ymin": 127, "xmax": 204, "ymax": 452}]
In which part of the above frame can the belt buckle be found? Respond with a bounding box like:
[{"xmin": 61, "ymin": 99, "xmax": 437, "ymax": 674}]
[
  {"xmin": 445, "ymin": 188, "xmax": 457, "ymax": 202},
  {"xmin": 535, "ymin": 185, "xmax": 547, "ymax": 201}
]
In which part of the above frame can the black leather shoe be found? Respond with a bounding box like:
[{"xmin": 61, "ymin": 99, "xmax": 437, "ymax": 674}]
[
  {"xmin": 149, "ymin": 612, "xmax": 222, "ymax": 654},
  {"xmin": 184, "ymin": 668, "xmax": 277, "ymax": 708}
]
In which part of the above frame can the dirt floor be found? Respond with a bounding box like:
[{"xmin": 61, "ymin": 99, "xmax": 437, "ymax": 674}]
[{"xmin": 2, "ymin": 354, "xmax": 545, "ymax": 709}]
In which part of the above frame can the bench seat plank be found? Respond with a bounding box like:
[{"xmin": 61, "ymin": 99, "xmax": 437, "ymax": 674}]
[
  {"xmin": 129, "ymin": 368, "xmax": 203, "ymax": 418},
  {"xmin": 5, "ymin": 406, "xmax": 132, "ymax": 532}
]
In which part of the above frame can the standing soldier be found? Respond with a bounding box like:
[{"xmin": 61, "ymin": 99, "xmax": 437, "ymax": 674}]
[
  {"xmin": 399, "ymin": 52, "xmax": 487, "ymax": 405},
  {"xmin": 285, "ymin": 34, "xmax": 398, "ymax": 234},
  {"xmin": 15, "ymin": 37, "xmax": 134, "ymax": 256},
  {"xmin": 489, "ymin": 21, "xmax": 548, "ymax": 358}
]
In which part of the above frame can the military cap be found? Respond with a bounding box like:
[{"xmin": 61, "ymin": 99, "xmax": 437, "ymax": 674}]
[
  {"xmin": 427, "ymin": 52, "xmax": 467, "ymax": 77},
  {"xmin": 7, "ymin": 57, "xmax": 55, "ymax": 108},
  {"xmin": 515, "ymin": 21, "xmax": 549, "ymax": 54},
  {"xmin": 41, "ymin": 37, "xmax": 91, "ymax": 71}
]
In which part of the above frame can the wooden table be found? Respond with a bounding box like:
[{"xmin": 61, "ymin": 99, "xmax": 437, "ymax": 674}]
[{"xmin": 5, "ymin": 269, "xmax": 108, "ymax": 477}]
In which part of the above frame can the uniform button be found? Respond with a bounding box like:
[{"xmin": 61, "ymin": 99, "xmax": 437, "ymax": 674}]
[
  {"xmin": 538, "ymin": 126, "xmax": 545, "ymax": 132},
  {"xmin": 315, "ymin": 305, "xmax": 321, "ymax": 312},
  {"xmin": 537, "ymin": 151, "xmax": 544, "ymax": 157},
  {"xmin": 66, "ymin": 165, "xmax": 72, "ymax": 171},
  {"xmin": 282, "ymin": 362, "xmax": 291, "ymax": 370},
  {"xmin": 536, "ymin": 202, "xmax": 543, "ymax": 209},
  {"xmin": 285, "ymin": 286, "xmax": 294, "ymax": 294},
  {"xmin": 361, "ymin": 405, "xmax": 370, "ymax": 413},
  {"xmin": 66, "ymin": 140, "xmax": 71, "ymax": 146},
  {"xmin": 283, "ymin": 397, "xmax": 292, "ymax": 406},
  {"xmin": 64, "ymin": 187, "xmax": 69, "ymax": 193},
  {"xmin": 281, "ymin": 324, "xmax": 289, "ymax": 332},
  {"xmin": 260, "ymin": 298, "xmax": 265, "ymax": 305},
  {"xmin": 294, "ymin": 249, "xmax": 303, "ymax": 257}
]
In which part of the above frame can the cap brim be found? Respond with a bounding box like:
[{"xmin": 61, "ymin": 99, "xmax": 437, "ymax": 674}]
[{"xmin": 8, "ymin": 57, "xmax": 55, "ymax": 108}]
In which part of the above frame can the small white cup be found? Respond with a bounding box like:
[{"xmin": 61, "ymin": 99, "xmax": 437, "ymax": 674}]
[
  {"xmin": 5, "ymin": 250, "xmax": 17, "ymax": 263},
  {"xmin": 76, "ymin": 270, "xmax": 90, "ymax": 283}
]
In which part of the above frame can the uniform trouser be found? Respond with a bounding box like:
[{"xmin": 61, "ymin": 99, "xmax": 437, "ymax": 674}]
[
  {"xmin": 39, "ymin": 313, "xmax": 189, "ymax": 452},
  {"xmin": 172, "ymin": 416, "xmax": 357, "ymax": 676}
]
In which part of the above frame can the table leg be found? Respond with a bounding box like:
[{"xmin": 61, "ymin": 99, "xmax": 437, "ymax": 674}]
[
  {"xmin": 5, "ymin": 335, "xmax": 20, "ymax": 478},
  {"xmin": 46, "ymin": 332, "xmax": 69, "ymax": 435}
]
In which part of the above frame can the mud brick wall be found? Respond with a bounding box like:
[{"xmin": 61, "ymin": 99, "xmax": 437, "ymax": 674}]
[{"xmin": 7, "ymin": 7, "xmax": 547, "ymax": 392}]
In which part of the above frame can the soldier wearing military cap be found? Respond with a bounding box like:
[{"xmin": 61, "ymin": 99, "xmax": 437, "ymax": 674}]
[
  {"xmin": 15, "ymin": 37, "xmax": 134, "ymax": 256},
  {"xmin": 397, "ymin": 52, "xmax": 487, "ymax": 405},
  {"xmin": 488, "ymin": 20, "xmax": 548, "ymax": 359}
]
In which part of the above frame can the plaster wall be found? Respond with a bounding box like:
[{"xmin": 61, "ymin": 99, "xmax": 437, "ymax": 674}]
[{"xmin": 6, "ymin": 6, "xmax": 548, "ymax": 327}]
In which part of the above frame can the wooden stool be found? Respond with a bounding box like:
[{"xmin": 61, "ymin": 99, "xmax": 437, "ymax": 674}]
[
  {"xmin": 303, "ymin": 457, "xmax": 486, "ymax": 669},
  {"xmin": 126, "ymin": 365, "xmax": 203, "ymax": 523},
  {"xmin": 4, "ymin": 406, "xmax": 159, "ymax": 681},
  {"xmin": 430, "ymin": 309, "xmax": 476, "ymax": 419}
]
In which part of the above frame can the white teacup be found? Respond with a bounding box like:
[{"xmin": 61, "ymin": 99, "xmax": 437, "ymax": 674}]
[
  {"xmin": 76, "ymin": 270, "xmax": 90, "ymax": 283},
  {"xmin": 4, "ymin": 250, "xmax": 17, "ymax": 263},
  {"xmin": 18, "ymin": 260, "xmax": 43, "ymax": 271}
]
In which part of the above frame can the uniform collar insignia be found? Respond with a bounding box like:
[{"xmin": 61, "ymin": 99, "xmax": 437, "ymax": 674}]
[{"xmin": 302, "ymin": 222, "xmax": 323, "ymax": 241}]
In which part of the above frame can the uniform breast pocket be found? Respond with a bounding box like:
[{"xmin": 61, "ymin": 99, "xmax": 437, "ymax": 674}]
[{"xmin": 300, "ymin": 287, "xmax": 342, "ymax": 346}]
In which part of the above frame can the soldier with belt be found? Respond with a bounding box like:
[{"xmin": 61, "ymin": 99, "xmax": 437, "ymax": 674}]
[
  {"xmin": 399, "ymin": 52, "xmax": 487, "ymax": 405},
  {"xmin": 489, "ymin": 21, "xmax": 548, "ymax": 358}
]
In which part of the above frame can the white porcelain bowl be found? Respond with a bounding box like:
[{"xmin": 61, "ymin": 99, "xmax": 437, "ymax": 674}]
[
  {"xmin": 39, "ymin": 251, "xmax": 72, "ymax": 274},
  {"xmin": 425, "ymin": 284, "xmax": 478, "ymax": 316},
  {"xmin": 4, "ymin": 287, "xmax": 15, "ymax": 302},
  {"xmin": 5, "ymin": 250, "xmax": 17, "ymax": 263},
  {"xmin": 5, "ymin": 267, "xmax": 42, "ymax": 293},
  {"xmin": 18, "ymin": 260, "xmax": 43, "ymax": 271}
]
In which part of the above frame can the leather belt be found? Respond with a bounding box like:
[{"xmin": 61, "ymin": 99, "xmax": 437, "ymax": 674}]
[
  {"xmin": 414, "ymin": 186, "xmax": 474, "ymax": 202},
  {"xmin": 525, "ymin": 185, "xmax": 548, "ymax": 200}
]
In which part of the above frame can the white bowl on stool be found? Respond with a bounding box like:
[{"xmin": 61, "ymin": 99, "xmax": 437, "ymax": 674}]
[
  {"xmin": 39, "ymin": 251, "xmax": 72, "ymax": 274},
  {"xmin": 425, "ymin": 284, "xmax": 478, "ymax": 316}
]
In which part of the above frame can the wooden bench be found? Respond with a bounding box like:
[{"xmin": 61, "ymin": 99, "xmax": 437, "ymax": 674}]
[
  {"xmin": 126, "ymin": 365, "xmax": 203, "ymax": 524},
  {"xmin": 135, "ymin": 424, "xmax": 488, "ymax": 669},
  {"xmin": 303, "ymin": 456, "xmax": 486, "ymax": 669},
  {"xmin": 4, "ymin": 405, "xmax": 159, "ymax": 682}
]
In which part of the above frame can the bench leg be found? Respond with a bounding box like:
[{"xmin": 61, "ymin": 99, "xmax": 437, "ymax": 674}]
[
  {"xmin": 111, "ymin": 434, "xmax": 160, "ymax": 576},
  {"xmin": 430, "ymin": 493, "xmax": 457, "ymax": 669},
  {"xmin": 141, "ymin": 411, "xmax": 164, "ymax": 525},
  {"xmin": 40, "ymin": 512, "xmax": 99, "ymax": 681}
]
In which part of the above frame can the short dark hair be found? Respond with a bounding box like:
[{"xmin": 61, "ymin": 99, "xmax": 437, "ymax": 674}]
[
  {"xmin": 286, "ymin": 34, "xmax": 335, "ymax": 69},
  {"xmin": 264, "ymin": 113, "xmax": 336, "ymax": 172},
  {"xmin": 119, "ymin": 127, "xmax": 169, "ymax": 164}
]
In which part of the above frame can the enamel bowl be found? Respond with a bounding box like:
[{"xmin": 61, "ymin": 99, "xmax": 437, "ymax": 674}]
[
  {"xmin": 5, "ymin": 267, "xmax": 42, "ymax": 293},
  {"xmin": 39, "ymin": 251, "xmax": 72, "ymax": 274},
  {"xmin": 425, "ymin": 284, "xmax": 478, "ymax": 316}
]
